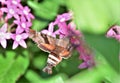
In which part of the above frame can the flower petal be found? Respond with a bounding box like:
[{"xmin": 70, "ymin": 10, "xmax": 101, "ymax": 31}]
[
  {"xmin": 106, "ymin": 28, "xmax": 116, "ymax": 37},
  {"xmin": 14, "ymin": 20, "xmax": 19, "ymax": 24},
  {"xmin": 21, "ymin": 15, "xmax": 26, "ymax": 22},
  {"xmin": 29, "ymin": 13, "xmax": 35, "ymax": 19},
  {"xmin": 0, "ymin": 8, "xmax": 8, "ymax": 13},
  {"xmin": 79, "ymin": 62, "xmax": 88, "ymax": 69},
  {"xmin": 27, "ymin": 22, "xmax": 32, "ymax": 27},
  {"xmin": 48, "ymin": 22, "xmax": 54, "ymax": 32},
  {"xmin": 6, "ymin": 33, "xmax": 11, "ymax": 39},
  {"xmin": 14, "ymin": 14, "xmax": 19, "ymax": 20},
  {"xmin": 6, "ymin": 13, "xmax": 12, "ymax": 19},
  {"xmin": 21, "ymin": 33, "xmax": 28, "ymax": 39},
  {"xmin": 19, "ymin": 40, "xmax": 27, "ymax": 48},
  {"xmin": 12, "ymin": 41, "xmax": 19, "ymax": 49},
  {"xmin": 0, "ymin": 23, "xmax": 7, "ymax": 32},
  {"xmin": 0, "ymin": 39, "xmax": 7, "ymax": 48},
  {"xmin": 41, "ymin": 30, "xmax": 48, "ymax": 34},
  {"xmin": 16, "ymin": 26, "xmax": 24, "ymax": 34}
]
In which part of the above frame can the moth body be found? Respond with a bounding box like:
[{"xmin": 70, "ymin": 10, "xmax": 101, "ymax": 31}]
[{"xmin": 29, "ymin": 29, "xmax": 73, "ymax": 74}]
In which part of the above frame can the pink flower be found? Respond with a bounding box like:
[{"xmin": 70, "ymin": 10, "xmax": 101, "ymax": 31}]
[
  {"xmin": 11, "ymin": 32, "xmax": 28, "ymax": 49},
  {"xmin": 4, "ymin": 0, "xmax": 23, "ymax": 9},
  {"xmin": 79, "ymin": 53, "xmax": 95, "ymax": 69},
  {"xmin": 0, "ymin": 23, "xmax": 11, "ymax": 48},
  {"xmin": 78, "ymin": 55, "xmax": 94, "ymax": 69},
  {"xmin": 0, "ymin": 0, "xmax": 34, "ymax": 49},
  {"xmin": 41, "ymin": 22, "xmax": 60, "ymax": 37},
  {"xmin": 0, "ymin": 0, "xmax": 6, "ymax": 4},
  {"xmin": 19, "ymin": 6, "xmax": 34, "ymax": 22},
  {"xmin": 54, "ymin": 13, "xmax": 72, "ymax": 24},
  {"xmin": 14, "ymin": 16, "xmax": 32, "ymax": 33},
  {"xmin": 106, "ymin": 25, "xmax": 120, "ymax": 41},
  {"xmin": 1, "ymin": 4, "xmax": 20, "ymax": 20}
]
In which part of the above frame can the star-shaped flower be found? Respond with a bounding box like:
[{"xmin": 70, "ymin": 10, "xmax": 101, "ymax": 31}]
[
  {"xmin": 14, "ymin": 16, "xmax": 32, "ymax": 33},
  {"xmin": 1, "ymin": 4, "xmax": 20, "ymax": 20},
  {"xmin": 19, "ymin": 6, "xmax": 34, "ymax": 22},
  {"xmin": 11, "ymin": 32, "xmax": 28, "ymax": 49},
  {"xmin": 41, "ymin": 22, "xmax": 61, "ymax": 37},
  {"xmin": 4, "ymin": 0, "xmax": 23, "ymax": 9},
  {"xmin": 54, "ymin": 13, "xmax": 72, "ymax": 24}
]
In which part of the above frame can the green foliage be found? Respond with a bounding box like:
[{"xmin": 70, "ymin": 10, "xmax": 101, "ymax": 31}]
[
  {"xmin": 65, "ymin": 52, "xmax": 118, "ymax": 83},
  {"xmin": 84, "ymin": 34, "xmax": 119, "ymax": 72},
  {"xmin": 0, "ymin": 50, "xmax": 29, "ymax": 83},
  {"xmin": 27, "ymin": 0, "xmax": 65, "ymax": 30},
  {"xmin": 25, "ymin": 70, "xmax": 68, "ymax": 83},
  {"xmin": 67, "ymin": 0, "xmax": 120, "ymax": 34}
]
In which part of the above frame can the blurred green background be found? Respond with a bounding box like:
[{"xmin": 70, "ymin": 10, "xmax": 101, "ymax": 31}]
[{"xmin": 0, "ymin": 0, "xmax": 120, "ymax": 83}]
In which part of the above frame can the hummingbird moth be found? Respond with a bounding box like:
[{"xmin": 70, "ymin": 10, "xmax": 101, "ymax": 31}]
[{"xmin": 29, "ymin": 29, "xmax": 73, "ymax": 74}]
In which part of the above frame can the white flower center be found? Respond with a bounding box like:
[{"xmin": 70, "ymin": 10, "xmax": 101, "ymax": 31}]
[
  {"xmin": 23, "ymin": 10, "xmax": 28, "ymax": 15},
  {"xmin": 60, "ymin": 18, "xmax": 65, "ymax": 22},
  {"xmin": 21, "ymin": 23, "xmax": 26, "ymax": 28},
  {"xmin": 9, "ymin": 9, "xmax": 15, "ymax": 15},
  {"xmin": 16, "ymin": 35, "xmax": 22, "ymax": 42},
  {"xmin": 12, "ymin": 0, "xmax": 18, "ymax": 5}
]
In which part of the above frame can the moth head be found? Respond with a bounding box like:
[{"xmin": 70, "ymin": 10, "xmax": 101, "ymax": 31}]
[{"xmin": 29, "ymin": 29, "xmax": 36, "ymax": 39}]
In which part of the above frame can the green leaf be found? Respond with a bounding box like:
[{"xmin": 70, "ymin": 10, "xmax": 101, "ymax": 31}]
[
  {"xmin": 65, "ymin": 51, "xmax": 118, "ymax": 83},
  {"xmin": 84, "ymin": 34, "xmax": 119, "ymax": 72},
  {"xmin": 28, "ymin": 0, "xmax": 62, "ymax": 30},
  {"xmin": 67, "ymin": 0, "xmax": 120, "ymax": 34},
  {"xmin": 32, "ymin": 19, "xmax": 49, "ymax": 30},
  {"xmin": 0, "ymin": 50, "xmax": 29, "ymax": 83},
  {"xmin": 56, "ymin": 51, "xmax": 82, "ymax": 76},
  {"xmin": 33, "ymin": 52, "xmax": 47, "ymax": 69},
  {"xmin": 28, "ymin": 0, "xmax": 60, "ymax": 20},
  {"xmin": 25, "ymin": 70, "xmax": 68, "ymax": 83}
]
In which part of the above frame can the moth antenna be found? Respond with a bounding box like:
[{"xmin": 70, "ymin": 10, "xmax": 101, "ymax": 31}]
[{"xmin": 43, "ymin": 64, "xmax": 53, "ymax": 74}]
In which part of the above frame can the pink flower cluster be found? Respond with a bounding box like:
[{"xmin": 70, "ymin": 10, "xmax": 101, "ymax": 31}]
[
  {"xmin": 0, "ymin": 0, "xmax": 34, "ymax": 49},
  {"xmin": 106, "ymin": 25, "xmax": 120, "ymax": 41},
  {"xmin": 42, "ymin": 13, "xmax": 95, "ymax": 69}
]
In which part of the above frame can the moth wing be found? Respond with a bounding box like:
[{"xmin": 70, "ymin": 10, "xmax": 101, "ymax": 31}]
[
  {"xmin": 29, "ymin": 29, "xmax": 56, "ymax": 52},
  {"xmin": 59, "ymin": 45, "xmax": 73, "ymax": 59},
  {"xmin": 38, "ymin": 43, "xmax": 55, "ymax": 52},
  {"xmin": 56, "ymin": 37, "xmax": 70, "ymax": 48},
  {"xmin": 29, "ymin": 29, "xmax": 45, "ymax": 44},
  {"xmin": 37, "ymin": 34, "xmax": 56, "ymax": 52},
  {"xmin": 55, "ymin": 38, "xmax": 73, "ymax": 59}
]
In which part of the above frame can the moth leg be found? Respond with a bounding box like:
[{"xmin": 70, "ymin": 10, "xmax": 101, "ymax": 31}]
[{"xmin": 43, "ymin": 53, "xmax": 62, "ymax": 74}]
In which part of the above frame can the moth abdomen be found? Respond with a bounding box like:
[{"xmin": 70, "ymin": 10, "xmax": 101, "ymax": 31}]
[
  {"xmin": 47, "ymin": 53, "xmax": 62, "ymax": 66},
  {"xmin": 43, "ymin": 53, "xmax": 62, "ymax": 74}
]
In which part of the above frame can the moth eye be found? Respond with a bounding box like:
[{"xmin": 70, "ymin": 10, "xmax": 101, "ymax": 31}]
[{"xmin": 41, "ymin": 43, "xmax": 55, "ymax": 51}]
